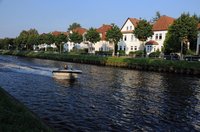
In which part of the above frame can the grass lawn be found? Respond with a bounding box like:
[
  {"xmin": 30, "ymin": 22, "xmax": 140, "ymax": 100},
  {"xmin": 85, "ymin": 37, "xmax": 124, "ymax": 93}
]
[{"xmin": 0, "ymin": 87, "xmax": 53, "ymax": 132}]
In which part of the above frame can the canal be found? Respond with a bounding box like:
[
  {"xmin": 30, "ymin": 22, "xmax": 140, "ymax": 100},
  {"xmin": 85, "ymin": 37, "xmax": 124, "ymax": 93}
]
[{"xmin": 0, "ymin": 55, "xmax": 200, "ymax": 131}]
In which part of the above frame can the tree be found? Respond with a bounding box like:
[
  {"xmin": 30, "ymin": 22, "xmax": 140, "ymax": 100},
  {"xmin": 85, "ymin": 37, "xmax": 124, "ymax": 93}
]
[
  {"xmin": 68, "ymin": 22, "xmax": 81, "ymax": 31},
  {"xmin": 15, "ymin": 29, "xmax": 39, "ymax": 50},
  {"xmin": 68, "ymin": 32, "xmax": 83, "ymax": 44},
  {"xmin": 133, "ymin": 19, "xmax": 153, "ymax": 57},
  {"xmin": 55, "ymin": 34, "xmax": 68, "ymax": 53},
  {"xmin": 152, "ymin": 11, "xmax": 161, "ymax": 23},
  {"xmin": 85, "ymin": 28, "xmax": 101, "ymax": 53},
  {"xmin": 27, "ymin": 34, "xmax": 39, "ymax": 50},
  {"xmin": 164, "ymin": 13, "xmax": 198, "ymax": 57},
  {"xmin": 106, "ymin": 24, "xmax": 122, "ymax": 56},
  {"xmin": 0, "ymin": 38, "xmax": 14, "ymax": 50}
]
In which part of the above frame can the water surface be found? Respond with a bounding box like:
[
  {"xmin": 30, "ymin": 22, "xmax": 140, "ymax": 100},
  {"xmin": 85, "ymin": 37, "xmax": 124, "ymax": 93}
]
[{"xmin": 0, "ymin": 55, "xmax": 200, "ymax": 131}]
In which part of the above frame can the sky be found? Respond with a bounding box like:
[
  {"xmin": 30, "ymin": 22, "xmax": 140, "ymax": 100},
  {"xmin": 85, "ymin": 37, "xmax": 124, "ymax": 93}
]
[{"xmin": 0, "ymin": 0, "xmax": 199, "ymax": 38}]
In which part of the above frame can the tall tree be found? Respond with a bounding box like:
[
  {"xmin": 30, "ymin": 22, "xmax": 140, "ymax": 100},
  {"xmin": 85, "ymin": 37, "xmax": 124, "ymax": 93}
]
[
  {"xmin": 68, "ymin": 22, "xmax": 81, "ymax": 31},
  {"xmin": 133, "ymin": 19, "xmax": 153, "ymax": 56},
  {"xmin": 15, "ymin": 29, "xmax": 39, "ymax": 50},
  {"xmin": 164, "ymin": 13, "xmax": 198, "ymax": 56},
  {"xmin": 106, "ymin": 24, "xmax": 122, "ymax": 56},
  {"xmin": 85, "ymin": 28, "xmax": 100, "ymax": 53}
]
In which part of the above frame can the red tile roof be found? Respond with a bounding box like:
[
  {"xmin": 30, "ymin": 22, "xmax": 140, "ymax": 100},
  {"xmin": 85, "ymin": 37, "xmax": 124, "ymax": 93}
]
[
  {"xmin": 129, "ymin": 18, "xmax": 140, "ymax": 27},
  {"xmin": 121, "ymin": 18, "xmax": 139, "ymax": 31},
  {"xmin": 153, "ymin": 15, "xmax": 175, "ymax": 31},
  {"xmin": 97, "ymin": 24, "xmax": 112, "ymax": 40},
  {"xmin": 73, "ymin": 27, "xmax": 87, "ymax": 35},
  {"xmin": 145, "ymin": 40, "xmax": 158, "ymax": 45},
  {"xmin": 51, "ymin": 31, "xmax": 68, "ymax": 36}
]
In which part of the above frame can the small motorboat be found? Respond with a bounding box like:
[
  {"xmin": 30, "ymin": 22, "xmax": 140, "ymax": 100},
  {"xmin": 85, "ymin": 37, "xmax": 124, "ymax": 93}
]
[{"xmin": 52, "ymin": 69, "xmax": 82, "ymax": 80}]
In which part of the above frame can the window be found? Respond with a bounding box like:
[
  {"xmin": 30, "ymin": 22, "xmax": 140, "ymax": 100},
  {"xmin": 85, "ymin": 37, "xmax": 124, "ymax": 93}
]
[
  {"xmin": 134, "ymin": 46, "xmax": 137, "ymax": 51},
  {"xmin": 130, "ymin": 26, "xmax": 132, "ymax": 30},
  {"xmin": 131, "ymin": 46, "xmax": 133, "ymax": 50},
  {"xmin": 120, "ymin": 46, "xmax": 122, "ymax": 50},
  {"xmin": 131, "ymin": 35, "xmax": 134, "ymax": 41},
  {"xmin": 124, "ymin": 46, "xmax": 126, "ymax": 51},
  {"xmin": 159, "ymin": 33, "xmax": 162, "ymax": 40},
  {"xmin": 126, "ymin": 26, "xmax": 129, "ymax": 30},
  {"xmin": 155, "ymin": 34, "xmax": 158, "ymax": 40},
  {"xmin": 124, "ymin": 35, "xmax": 127, "ymax": 41}
]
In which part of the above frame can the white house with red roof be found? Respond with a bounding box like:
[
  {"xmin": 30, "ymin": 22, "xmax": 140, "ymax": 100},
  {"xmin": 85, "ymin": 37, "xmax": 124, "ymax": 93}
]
[
  {"xmin": 94, "ymin": 24, "xmax": 112, "ymax": 52},
  {"xmin": 145, "ymin": 15, "xmax": 175, "ymax": 55},
  {"xmin": 118, "ymin": 16, "xmax": 175, "ymax": 55},
  {"xmin": 118, "ymin": 18, "xmax": 141, "ymax": 54}
]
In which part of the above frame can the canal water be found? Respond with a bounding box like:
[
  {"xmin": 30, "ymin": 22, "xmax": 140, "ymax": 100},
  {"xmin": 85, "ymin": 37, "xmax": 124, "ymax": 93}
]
[{"xmin": 0, "ymin": 55, "xmax": 200, "ymax": 131}]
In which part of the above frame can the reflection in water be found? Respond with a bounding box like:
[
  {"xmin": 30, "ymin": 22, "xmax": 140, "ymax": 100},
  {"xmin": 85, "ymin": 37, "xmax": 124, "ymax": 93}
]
[
  {"xmin": 53, "ymin": 78, "xmax": 76, "ymax": 87},
  {"xmin": 0, "ymin": 55, "xmax": 200, "ymax": 131}
]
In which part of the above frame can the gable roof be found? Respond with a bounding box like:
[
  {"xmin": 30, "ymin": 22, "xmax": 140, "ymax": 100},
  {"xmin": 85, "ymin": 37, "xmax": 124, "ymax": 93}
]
[
  {"xmin": 121, "ymin": 17, "xmax": 139, "ymax": 30},
  {"xmin": 97, "ymin": 24, "xmax": 112, "ymax": 40},
  {"xmin": 72, "ymin": 27, "xmax": 87, "ymax": 35},
  {"xmin": 129, "ymin": 18, "xmax": 140, "ymax": 27},
  {"xmin": 153, "ymin": 15, "xmax": 175, "ymax": 31}
]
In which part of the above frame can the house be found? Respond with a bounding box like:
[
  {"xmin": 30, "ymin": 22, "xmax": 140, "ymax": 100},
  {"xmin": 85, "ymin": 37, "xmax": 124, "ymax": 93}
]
[
  {"xmin": 64, "ymin": 27, "xmax": 87, "ymax": 52},
  {"xmin": 94, "ymin": 24, "xmax": 112, "ymax": 53},
  {"xmin": 196, "ymin": 23, "xmax": 200, "ymax": 55},
  {"xmin": 118, "ymin": 18, "xmax": 141, "ymax": 54},
  {"xmin": 149, "ymin": 15, "xmax": 175, "ymax": 55},
  {"xmin": 118, "ymin": 16, "xmax": 175, "ymax": 55}
]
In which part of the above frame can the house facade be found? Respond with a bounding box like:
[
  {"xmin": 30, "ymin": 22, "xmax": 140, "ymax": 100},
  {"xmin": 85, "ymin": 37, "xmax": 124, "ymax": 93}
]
[
  {"xmin": 118, "ymin": 16, "xmax": 175, "ymax": 55},
  {"xmin": 118, "ymin": 18, "xmax": 141, "ymax": 54},
  {"xmin": 150, "ymin": 16, "xmax": 174, "ymax": 53}
]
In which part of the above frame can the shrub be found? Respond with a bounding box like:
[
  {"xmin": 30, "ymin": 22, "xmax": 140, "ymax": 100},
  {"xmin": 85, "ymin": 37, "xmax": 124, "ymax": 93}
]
[
  {"xmin": 149, "ymin": 51, "xmax": 161, "ymax": 58},
  {"xmin": 129, "ymin": 50, "xmax": 143, "ymax": 57}
]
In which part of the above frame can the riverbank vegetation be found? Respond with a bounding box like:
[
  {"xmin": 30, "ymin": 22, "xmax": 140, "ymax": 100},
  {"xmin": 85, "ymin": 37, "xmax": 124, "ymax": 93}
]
[
  {"xmin": 1, "ymin": 50, "xmax": 200, "ymax": 75},
  {"xmin": 0, "ymin": 87, "xmax": 52, "ymax": 132}
]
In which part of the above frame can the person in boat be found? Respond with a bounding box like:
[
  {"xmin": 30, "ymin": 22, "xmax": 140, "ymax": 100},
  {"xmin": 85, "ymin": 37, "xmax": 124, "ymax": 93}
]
[
  {"xmin": 64, "ymin": 64, "xmax": 73, "ymax": 70},
  {"xmin": 64, "ymin": 64, "xmax": 68, "ymax": 69}
]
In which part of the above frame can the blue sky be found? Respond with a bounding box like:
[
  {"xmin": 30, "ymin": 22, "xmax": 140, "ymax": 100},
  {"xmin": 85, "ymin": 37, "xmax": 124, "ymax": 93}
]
[{"xmin": 0, "ymin": 0, "xmax": 199, "ymax": 38}]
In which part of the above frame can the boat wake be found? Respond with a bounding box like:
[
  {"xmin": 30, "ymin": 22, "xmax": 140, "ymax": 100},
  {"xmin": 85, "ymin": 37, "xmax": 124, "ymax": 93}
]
[{"xmin": 0, "ymin": 62, "xmax": 57, "ymax": 77}]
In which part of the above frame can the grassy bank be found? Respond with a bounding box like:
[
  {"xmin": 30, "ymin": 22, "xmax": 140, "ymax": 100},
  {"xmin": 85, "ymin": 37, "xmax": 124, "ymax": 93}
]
[
  {"xmin": 1, "ymin": 50, "xmax": 200, "ymax": 75},
  {"xmin": 0, "ymin": 87, "xmax": 53, "ymax": 132}
]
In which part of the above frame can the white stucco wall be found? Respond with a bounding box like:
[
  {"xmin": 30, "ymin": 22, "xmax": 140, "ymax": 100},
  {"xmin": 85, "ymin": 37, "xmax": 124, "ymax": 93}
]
[
  {"xmin": 152, "ymin": 31, "xmax": 167, "ymax": 52},
  {"xmin": 94, "ymin": 41, "xmax": 112, "ymax": 52},
  {"xmin": 63, "ymin": 42, "xmax": 88, "ymax": 52}
]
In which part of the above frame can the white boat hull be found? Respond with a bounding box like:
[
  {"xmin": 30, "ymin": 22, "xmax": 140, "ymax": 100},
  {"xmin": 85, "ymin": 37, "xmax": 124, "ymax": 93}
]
[{"xmin": 52, "ymin": 70, "xmax": 82, "ymax": 80}]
